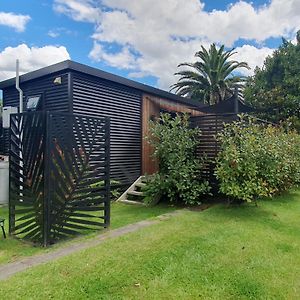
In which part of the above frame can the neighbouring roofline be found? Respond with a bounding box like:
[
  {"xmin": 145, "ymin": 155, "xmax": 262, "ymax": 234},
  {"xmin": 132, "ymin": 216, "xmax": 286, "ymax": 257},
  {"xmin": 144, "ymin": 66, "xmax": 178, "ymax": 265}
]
[{"xmin": 0, "ymin": 60, "xmax": 204, "ymax": 109}]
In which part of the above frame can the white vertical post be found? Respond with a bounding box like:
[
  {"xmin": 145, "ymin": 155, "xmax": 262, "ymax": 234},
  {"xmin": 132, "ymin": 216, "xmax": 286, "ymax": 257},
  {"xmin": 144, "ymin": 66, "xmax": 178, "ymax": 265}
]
[
  {"xmin": 15, "ymin": 59, "xmax": 24, "ymax": 202},
  {"xmin": 16, "ymin": 59, "xmax": 23, "ymax": 113}
]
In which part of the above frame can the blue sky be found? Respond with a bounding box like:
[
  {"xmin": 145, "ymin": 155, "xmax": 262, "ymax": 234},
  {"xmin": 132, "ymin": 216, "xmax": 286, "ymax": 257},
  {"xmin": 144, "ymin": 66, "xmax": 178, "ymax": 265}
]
[{"xmin": 0, "ymin": 0, "xmax": 299, "ymax": 90}]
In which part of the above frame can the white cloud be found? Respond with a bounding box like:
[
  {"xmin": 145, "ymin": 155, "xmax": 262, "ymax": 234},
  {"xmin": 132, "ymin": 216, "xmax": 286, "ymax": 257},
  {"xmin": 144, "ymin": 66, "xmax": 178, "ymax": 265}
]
[
  {"xmin": 54, "ymin": 0, "xmax": 300, "ymax": 89},
  {"xmin": 291, "ymin": 34, "xmax": 299, "ymax": 45},
  {"xmin": 89, "ymin": 42, "xmax": 137, "ymax": 69},
  {"xmin": 48, "ymin": 30, "xmax": 60, "ymax": 38},
  {"xmin": 53, "ymin": 0, "xmax": 101, "ymax": 23},
  {"xmin": 48, "ymin": 27, "xmax": 78, "ymax": 38},
  {"xmin": 0, "ymin": 12, "xmax": 31, "ymax": 32},
  {"xmin": 233, "ymin": 45, "xmax": 275, "ymax": 76},
  {"xmin": 128, "ymin": 71, "xmax": 151, "ymax": 79},
  {"xmin": 0, "ymin": 44, "xmax": 71, "ymax": 81}
]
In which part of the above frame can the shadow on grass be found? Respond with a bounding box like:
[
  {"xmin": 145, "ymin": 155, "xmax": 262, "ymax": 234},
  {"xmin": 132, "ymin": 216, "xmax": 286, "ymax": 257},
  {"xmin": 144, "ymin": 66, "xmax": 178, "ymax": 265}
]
[
  {"xmin": 260, "ymin": 189, "xmax": 300, "ymax": 206},
  {"xmin": 0, "ymin": 202, "xmax": 177, "ymax": 262}
]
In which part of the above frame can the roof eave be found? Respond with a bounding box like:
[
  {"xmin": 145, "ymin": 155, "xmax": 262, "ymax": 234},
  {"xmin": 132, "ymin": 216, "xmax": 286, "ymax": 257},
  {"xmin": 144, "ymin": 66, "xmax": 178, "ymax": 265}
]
[
  {"xmin": 0, "ymin": 60, "xmax": 202, "ymax": 109},
  {"xmin": 0, "ymin": 60, "xmax": 72, "ymax": 89}
]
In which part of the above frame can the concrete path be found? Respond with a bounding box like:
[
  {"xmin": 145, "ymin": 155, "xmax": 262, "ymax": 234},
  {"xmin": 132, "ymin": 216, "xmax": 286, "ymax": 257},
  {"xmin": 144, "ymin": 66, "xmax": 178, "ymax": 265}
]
[{"xmin": 0, "ymin": 210, "xmax": 182, "ymax": 281}]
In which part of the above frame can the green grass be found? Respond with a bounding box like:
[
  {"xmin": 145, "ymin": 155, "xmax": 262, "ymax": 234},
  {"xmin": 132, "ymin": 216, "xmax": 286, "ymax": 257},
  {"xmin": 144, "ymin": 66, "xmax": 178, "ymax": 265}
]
[
  {"xmin": 0, "ymin": 203, "xmax": 175, "ymax": 266},
  {"xmin": 1, "ymin": 190, "xmax": 300, "ymax": 299}
]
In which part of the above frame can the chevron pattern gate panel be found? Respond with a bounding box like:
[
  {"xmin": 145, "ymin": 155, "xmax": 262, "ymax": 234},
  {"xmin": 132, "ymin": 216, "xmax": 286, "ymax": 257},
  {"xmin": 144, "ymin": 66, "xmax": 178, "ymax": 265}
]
[{"xmin": 9, "ymin": 112, "xmax": 110, "ymax": 246}]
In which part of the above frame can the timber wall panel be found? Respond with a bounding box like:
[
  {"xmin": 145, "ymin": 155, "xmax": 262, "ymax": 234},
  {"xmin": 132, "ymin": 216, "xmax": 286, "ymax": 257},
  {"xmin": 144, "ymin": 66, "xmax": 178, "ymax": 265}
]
[{"xmin": 142, "ymin": 94, "xmax": 204, "ymax": 175}]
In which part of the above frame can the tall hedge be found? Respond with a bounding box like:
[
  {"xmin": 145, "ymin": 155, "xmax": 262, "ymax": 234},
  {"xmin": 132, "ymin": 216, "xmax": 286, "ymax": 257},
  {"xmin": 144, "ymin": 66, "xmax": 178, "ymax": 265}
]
[{"xmin": 215, "ymin": 117, "xmax": 300, "ymax": 202}]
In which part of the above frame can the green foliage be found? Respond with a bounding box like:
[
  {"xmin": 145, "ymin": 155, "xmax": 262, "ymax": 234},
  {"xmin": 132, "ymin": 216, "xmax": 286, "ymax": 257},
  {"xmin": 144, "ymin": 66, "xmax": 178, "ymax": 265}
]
[
  {"xmin": 144, "ymin": 113, "xmax": 210, "ymax": 206},
  {"xmin": 215, "ymin": 116, "xmax": 300, "ymax": 202},
  {"xmin": 90, "ymin": 179, "xmax": 121, "ymax": 200},
  {"xmin": 244, "ymin": 31, "xmax": 300, "ymax": 130},
  {"xmin": 171, "ymin": 43, "xmax": 249, "ymax": 104}
]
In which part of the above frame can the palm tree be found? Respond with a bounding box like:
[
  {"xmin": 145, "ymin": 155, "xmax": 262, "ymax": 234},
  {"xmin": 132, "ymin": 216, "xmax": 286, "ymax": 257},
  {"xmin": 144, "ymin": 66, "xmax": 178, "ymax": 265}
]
[{"xmin": 171, "ymin": 44, "xmax": 250, "ymax": 105}]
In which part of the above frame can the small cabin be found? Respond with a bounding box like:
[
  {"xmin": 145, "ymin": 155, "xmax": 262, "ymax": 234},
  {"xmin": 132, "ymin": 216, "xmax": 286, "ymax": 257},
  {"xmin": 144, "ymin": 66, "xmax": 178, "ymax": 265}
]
[{"xmin": 0, "ymin": 60, "xmax": 205, "ymax": 188}]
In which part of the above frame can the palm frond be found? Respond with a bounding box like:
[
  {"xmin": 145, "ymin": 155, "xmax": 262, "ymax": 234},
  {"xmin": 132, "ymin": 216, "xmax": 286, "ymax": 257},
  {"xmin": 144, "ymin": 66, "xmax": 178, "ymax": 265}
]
[{"xmin": 172, "ymin": 43, "xmax": 250, "ymax": 104}]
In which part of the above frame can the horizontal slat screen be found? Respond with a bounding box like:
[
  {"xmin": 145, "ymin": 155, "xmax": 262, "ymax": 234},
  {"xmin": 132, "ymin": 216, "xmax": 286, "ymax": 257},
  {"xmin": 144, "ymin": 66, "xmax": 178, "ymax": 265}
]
[
  {"xmin": 190, "ymin": 114, "xmax": 238, "ymax": 186},
  {"xmin": 72, "ymin": 71, "xmax": 142, "ymax": 186}
]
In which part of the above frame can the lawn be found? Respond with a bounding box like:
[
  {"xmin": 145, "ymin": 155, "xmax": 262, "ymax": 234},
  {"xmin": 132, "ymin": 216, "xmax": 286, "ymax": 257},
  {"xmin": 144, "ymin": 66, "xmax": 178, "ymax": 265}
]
[
  {"xmin": 1, "ymin": 190, "xmax": 300, "ymax": 299},
  {"xmin": 0, "ymin": 203, "xmax": 175, "ymax": 266}
]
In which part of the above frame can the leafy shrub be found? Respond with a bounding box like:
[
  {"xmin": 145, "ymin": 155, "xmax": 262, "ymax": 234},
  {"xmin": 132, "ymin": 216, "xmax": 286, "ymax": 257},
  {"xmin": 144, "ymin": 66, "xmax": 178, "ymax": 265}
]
[
  {"xmin": 90, "ymin": 179, "xmax": 121, "ymax": 200},
  {"xmin": 215, "ymin": 116, "xmax": 300, "ymax": 202},
  {"xmin": 144, "ymin": 113, "xmax": 211, "ymax": 206}
]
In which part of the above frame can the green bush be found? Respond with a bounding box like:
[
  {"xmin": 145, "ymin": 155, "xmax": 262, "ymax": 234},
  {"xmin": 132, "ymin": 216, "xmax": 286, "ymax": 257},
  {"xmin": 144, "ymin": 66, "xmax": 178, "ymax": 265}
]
[
  {"xmin": 144, "ymin": 113, "xmax": 211, "ymax": 206},
  {"xmin": 215, "ymin": 116, "xmax": 300, "ymax": 202},
  {"xmin": 90, "ymin": 179, "xmax": 121, "ymax": 200}
]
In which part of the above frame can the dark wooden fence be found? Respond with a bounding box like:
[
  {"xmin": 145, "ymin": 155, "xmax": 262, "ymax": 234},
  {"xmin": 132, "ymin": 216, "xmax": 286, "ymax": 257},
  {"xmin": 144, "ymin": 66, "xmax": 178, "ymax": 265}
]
[
  {"xmin": 190, "ymin": 113, "xmax": 239, "ymax": 187},
  {"xmin": 190, "ymin": 113, "xmax": 276, "ymax": 188},
  {"xmin": 9, "ymin": 111, "xmax": 110, "ymax": 246}
]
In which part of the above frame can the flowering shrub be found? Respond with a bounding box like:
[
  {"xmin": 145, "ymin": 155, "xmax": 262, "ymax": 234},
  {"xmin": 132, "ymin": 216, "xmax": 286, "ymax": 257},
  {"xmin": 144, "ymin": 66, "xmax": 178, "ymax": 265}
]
[
  {"xmin": 144, "ymin": 113, "xmax": 210, "ymax": 206},
  {"xmin": 215, "ymin": 117, "xmax": 300, "ymax": 202}
]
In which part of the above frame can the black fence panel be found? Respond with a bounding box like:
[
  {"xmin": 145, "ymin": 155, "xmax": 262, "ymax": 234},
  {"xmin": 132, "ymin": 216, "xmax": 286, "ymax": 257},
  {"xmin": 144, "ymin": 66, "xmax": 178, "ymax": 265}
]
[
  {"xmin": 9, "ymin": 111, "xmax": 110, "ymax": 246},
  {"xmin": 190, "ymin": 113, "xmax": 238, "ymax": 188},
  {"xmin": 190, "ymin": 113, "xmax": 274, "ymax": 189}
]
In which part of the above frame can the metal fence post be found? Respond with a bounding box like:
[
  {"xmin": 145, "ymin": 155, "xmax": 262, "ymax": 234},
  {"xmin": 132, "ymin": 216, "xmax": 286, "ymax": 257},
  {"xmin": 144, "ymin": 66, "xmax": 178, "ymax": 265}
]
[
  {"xmin": 104, "ymin": 117, "xmax": 111, "ymax": 228},
  {"xmin": 43, "ymin": 111, "xmax": 51, "ymax": 246},
  {"xmin": 8, "ymin": 114, "xmax": 16, "ymax": 235}
]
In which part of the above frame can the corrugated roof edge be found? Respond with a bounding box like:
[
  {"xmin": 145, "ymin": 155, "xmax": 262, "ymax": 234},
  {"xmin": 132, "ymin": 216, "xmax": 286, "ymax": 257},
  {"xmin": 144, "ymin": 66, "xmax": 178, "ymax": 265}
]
[{"xmin": 0, "ymin": 59, "xmax": 204, "ymax": 109}]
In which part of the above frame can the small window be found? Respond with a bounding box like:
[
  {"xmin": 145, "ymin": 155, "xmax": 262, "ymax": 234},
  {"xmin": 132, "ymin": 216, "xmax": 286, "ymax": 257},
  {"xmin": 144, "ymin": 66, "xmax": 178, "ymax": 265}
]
[{"xmin": 26, "ymin": 95, "xmax": 42, "ymax": 111}]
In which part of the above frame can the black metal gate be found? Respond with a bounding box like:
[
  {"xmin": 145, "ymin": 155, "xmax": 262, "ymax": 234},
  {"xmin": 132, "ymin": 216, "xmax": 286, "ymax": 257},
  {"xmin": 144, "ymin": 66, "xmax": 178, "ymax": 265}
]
[{"xmin": 9, "ymin": 111, "xmax": 110, "ymax": 246}]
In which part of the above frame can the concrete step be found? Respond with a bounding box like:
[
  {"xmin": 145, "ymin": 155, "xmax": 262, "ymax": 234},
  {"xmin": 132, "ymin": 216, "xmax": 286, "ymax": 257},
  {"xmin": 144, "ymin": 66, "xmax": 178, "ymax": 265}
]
[
  {"xmin": 127, "ymin": 190, "xmax": 144, "ymax": 197},
  {"xmin": 140, "ymin": 176, "xmax": 148, "ymax": 184},
  {"xmin": 116, "ymin": 176, "xmax": 147, "ymax": 205},
  {"xmin": 135, "ymin": 182, "xmax": 146, "ymax": 188}
]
